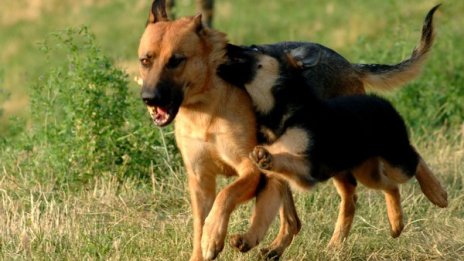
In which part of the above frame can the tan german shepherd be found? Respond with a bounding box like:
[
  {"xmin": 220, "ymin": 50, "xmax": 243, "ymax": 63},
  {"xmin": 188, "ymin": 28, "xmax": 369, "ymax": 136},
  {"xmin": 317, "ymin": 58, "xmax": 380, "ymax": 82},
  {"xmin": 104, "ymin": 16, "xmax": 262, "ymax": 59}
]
[
  {"xmin": 139, "ymin": 1, "xmax": 300, "ymax": 260},
  {"xmin": 138, "ymin": 1, "xmax": 444, "ymax": 260}
]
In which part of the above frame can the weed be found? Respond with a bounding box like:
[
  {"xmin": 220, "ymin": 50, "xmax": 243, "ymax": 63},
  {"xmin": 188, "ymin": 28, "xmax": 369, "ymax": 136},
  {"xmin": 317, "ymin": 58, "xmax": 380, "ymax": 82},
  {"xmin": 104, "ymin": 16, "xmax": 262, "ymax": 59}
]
[{"xmin": 1, "ymin": 27, "xmax": 180, "ymax": 187}]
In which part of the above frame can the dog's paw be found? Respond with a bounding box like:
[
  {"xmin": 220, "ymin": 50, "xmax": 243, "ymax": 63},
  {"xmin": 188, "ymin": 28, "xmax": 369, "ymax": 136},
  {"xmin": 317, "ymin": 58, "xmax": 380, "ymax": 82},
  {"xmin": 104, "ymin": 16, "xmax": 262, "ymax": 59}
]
[
  {"xmin": 250, "ymin": 146, "xmax": 273, "ymax": 170},
  {"xmin": 229, "ymin": 234, "xmax": 254, "ymax": 253},
  {"xmin": 389, "ymin": 220, "xmax": 404, "ymax": 238},
  {"xmin": 260, "ymin": 247, "xmax": 281, "ymax": 261},
  {"xmin": 201, "ymin": 217, "xmax": 226, "ymax": 260}
]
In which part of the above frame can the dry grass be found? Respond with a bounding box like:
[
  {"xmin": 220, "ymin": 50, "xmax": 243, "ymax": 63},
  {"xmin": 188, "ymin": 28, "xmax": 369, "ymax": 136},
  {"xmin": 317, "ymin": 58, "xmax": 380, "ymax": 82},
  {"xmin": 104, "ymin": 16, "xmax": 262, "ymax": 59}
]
[{"xmin": 1, "ymin": 130, "xmax": 462, "ymax": 260}]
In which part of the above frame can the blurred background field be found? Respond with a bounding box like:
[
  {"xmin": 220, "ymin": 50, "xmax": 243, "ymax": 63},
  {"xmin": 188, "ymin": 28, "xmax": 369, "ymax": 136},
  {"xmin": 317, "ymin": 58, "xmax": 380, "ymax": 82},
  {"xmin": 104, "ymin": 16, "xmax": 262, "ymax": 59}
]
[
  {"xmin": 0, "ymin": 0, "xmax": 463, "ymax": 260},
  {"xmin": 1, "ymin": 0, "xmax": 464, "ymax": 132}
]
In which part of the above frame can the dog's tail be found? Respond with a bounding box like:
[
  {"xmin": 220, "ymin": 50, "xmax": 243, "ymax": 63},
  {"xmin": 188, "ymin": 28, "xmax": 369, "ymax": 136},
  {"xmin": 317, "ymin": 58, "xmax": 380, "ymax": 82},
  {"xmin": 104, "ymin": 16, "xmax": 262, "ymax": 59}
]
[
  {"xmin": 354, "ymin": 4, "xmax": 440, "ymax": 91},
  {"xmin": 415, "ymin": 158, "xmax": 448, "ymax": 208}
]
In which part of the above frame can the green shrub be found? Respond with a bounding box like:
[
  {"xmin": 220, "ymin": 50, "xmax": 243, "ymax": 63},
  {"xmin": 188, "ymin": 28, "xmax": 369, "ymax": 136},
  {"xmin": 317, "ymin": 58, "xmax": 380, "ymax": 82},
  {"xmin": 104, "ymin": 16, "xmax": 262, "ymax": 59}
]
[{"xmin": 1, "ymin": 27, "xmax": 181, "ymax": 187}]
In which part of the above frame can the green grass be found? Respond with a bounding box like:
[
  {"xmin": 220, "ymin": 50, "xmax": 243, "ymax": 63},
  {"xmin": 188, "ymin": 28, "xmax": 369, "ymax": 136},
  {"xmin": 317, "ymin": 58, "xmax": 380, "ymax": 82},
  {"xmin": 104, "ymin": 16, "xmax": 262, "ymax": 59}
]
[
  {"xmin": 1, "ymin": 133, "xmax": 463, "ymax": 260},
  {"xmin": 1, "ymin": 0, "xmax": 463, "ymax": 260}
]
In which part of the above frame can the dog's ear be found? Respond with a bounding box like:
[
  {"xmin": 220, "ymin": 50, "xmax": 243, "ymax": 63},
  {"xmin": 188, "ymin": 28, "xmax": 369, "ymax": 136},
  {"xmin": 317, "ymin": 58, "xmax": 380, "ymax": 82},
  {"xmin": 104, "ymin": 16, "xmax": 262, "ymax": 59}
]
[
  {"xmin": 148, "ymin": 0, "xmax": 169, "ymax": 24},
  {"xmin": 192, "ymin": 14, "xmax": 205, "ymax": 35},
  {"xmin": 286, "ymin": 45, "xmax": 322, "ymax": 69}
]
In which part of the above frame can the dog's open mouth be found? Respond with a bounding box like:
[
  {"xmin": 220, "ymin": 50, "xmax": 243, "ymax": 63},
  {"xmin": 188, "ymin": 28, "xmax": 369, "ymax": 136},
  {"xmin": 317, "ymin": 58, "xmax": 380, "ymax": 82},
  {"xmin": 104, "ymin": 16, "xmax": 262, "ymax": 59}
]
[{"xmin": 147, "ymin": 105, "xmax": 174, "ymax": 127}]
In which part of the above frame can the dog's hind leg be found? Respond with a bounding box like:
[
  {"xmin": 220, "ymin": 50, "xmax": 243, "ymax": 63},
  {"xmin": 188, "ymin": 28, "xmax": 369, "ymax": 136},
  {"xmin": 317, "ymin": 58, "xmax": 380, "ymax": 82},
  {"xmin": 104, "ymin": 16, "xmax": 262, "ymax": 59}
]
[
  {"xmin": 327, "ymin": 172, "xmax": 357, "ymax": 248},
  {"xmin": 229, "ymin": 176, "xmax": 282, "ymax": 253},
  {"xmin": 353, "ymin": 159, "xmax": 405, "ymax": 238},
  {"xmin": 383, "ymin": 187, "xmax": 404, "ymax": 237},
  {"xmin": 259, "ymin": 181, "xmax": 301, "ymax": 260},
  {"xmin": 382, "ymin": 146, "xmax": 447, "ymax": 208},
  {"xmin": 415, "ymin": 157, "xmax": 448, "ymax": 208},
  {"xmin": 230, "ymin": 176, "xmax": 301, "ymax": 260},
  {"xmin": 201, "ymin": 159, "xmax": 262, "ymax": 260},
  {"xmin": 229, "ymin": 177, "xmax": 300, "ymax": 260}
]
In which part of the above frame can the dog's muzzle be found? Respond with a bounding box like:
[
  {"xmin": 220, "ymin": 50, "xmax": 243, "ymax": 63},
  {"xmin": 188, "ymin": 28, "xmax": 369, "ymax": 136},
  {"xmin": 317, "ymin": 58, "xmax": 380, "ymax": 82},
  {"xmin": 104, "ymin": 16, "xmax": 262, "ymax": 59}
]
[{"xmin": 141, "ymin": 81, "xmax": 183, "ymax": 127}]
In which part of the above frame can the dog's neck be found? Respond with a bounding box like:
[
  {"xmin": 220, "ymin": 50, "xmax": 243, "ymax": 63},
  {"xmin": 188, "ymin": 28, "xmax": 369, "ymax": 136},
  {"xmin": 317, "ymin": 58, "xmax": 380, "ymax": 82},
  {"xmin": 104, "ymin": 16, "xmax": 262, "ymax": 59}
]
[{"xmin": 175, "ymin": 75, "xmax": 251, "ymax": 143}]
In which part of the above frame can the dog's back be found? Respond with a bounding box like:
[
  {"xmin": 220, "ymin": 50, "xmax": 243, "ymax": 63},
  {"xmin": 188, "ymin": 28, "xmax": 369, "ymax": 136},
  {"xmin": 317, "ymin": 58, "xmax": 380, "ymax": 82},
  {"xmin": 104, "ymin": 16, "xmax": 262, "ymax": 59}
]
[
  {"xmin": 305, "ymin": 94, "xmax": 418, "ymax": 181},
  {"xmin": 222, "ymin": 4, "xmax": 441, "ymax": 101}
]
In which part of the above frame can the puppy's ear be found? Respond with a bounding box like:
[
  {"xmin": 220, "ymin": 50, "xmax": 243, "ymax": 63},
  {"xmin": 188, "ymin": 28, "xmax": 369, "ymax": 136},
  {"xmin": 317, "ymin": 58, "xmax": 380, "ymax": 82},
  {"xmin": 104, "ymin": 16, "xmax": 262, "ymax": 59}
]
[
  {"xmin": 286, "ymin": 45, "xmax": 322, "ymax": 69},
  {"xmin": 217, "ymin": 44, "xmax": 255, "ymax": 87},
  {"xmin": 148, "ymin": 0, "xmax": 169, "ymax": 24},
  {"xmin": 225, "ymin": 44, "xmax": 249, "ymax": 63}
]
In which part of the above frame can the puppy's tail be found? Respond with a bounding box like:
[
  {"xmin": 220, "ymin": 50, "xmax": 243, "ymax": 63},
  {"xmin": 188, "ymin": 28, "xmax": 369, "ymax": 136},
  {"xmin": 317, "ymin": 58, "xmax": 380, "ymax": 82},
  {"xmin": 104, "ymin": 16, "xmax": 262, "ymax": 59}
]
[
  {"xmin": 415, "ymin": 158, "xmax": 448, "ymax": 208},
  {"xmin": 354, "ymin": 4, "xmax": 440, "ymax": 91}
]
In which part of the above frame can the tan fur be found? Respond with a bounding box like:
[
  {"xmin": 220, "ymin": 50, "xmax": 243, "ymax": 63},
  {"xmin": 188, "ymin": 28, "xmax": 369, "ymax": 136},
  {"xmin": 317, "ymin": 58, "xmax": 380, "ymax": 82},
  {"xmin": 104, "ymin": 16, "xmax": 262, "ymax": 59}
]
[
  {"xmin": 383, "ymin": 187, "xmax": 404, "ymax": 238},
  {"xmin": 229, "ymin": 177, "xmax": 301, "ymax": 258},
  {"xmin": 361, "ymin": 59, "xmax": 425, "ymax": 91},
  {"xmin": 250, "ymin": 128, "xmax": 315, "ymax": 191},
  {"xmin": 328, "ymin": 173, "xmax": 357, "ymax": 247},
  {"xmin": 259, "ymin": 182, "xmax": 301, "ymax": 259},
  {"xmin": 139, "ymin": 2, "xmax": 300, "ymax": 260},
  {"xmin": 244, "ymin": 55, "xmax": 280, "ymax": 114}
]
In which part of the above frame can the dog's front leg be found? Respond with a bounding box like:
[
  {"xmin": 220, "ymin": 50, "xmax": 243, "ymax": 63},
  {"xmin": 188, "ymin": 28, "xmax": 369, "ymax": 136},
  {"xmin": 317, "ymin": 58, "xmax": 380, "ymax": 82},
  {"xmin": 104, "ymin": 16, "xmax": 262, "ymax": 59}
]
[
  {"xmin": 187, "ymin": 169, "xmax": 217, "ymax": 261},
  {"xmin": 201, "ymin": 159, "xmax": 261, "ymax": 260}
]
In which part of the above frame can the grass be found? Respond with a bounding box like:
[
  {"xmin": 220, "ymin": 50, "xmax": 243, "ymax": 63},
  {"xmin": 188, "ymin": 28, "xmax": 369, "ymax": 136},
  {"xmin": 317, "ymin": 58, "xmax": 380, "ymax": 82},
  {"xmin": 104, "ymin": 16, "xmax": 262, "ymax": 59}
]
[
  {"xmin": 1, "ymin": 132, "xmax": 463, "ymax": 260},
  {"xmin": 1, "ymin": 0, "xmax": 463, "ymax": 260}
]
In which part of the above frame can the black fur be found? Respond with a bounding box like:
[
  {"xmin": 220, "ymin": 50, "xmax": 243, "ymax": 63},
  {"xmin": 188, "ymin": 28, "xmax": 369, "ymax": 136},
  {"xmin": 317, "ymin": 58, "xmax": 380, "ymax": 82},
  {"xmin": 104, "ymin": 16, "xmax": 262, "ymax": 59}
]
[
  {"xmin": 224, "ymin": 46, "xmax": 420, "ymax": 185},
  {"xmin": 219, "ymin": 42, "xmax": 363, "ymax": 99}
]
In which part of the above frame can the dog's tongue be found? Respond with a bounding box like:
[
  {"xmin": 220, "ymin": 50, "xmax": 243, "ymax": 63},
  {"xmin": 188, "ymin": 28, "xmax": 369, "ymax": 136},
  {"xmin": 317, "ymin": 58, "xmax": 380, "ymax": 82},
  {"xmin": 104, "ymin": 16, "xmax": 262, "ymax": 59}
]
[{"xmin": 155, "ymin": 107, "xmax": 169, "ymax": 123}]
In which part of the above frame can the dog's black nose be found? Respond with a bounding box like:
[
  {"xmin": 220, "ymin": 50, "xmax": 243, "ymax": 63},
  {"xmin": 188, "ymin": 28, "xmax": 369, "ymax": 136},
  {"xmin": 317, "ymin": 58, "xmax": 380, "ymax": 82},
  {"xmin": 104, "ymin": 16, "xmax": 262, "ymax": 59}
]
[
  {"xmin": 141, "ymin": 90, "xmax": 157, "ymax": 106},
  {"xmin": 141, "ymin": 81, "xmax": 175, "ymax": 107}
]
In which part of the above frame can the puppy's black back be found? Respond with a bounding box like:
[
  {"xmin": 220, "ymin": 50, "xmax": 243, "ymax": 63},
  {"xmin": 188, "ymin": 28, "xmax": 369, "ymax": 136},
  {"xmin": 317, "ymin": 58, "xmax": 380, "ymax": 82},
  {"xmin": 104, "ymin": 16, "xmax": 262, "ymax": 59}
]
[
  {"xmin": 298, "ymin": 94, "xmax": 419, "ymax": 181},
  {"xmin": 256, "ymin": 42, "xmax": 364, "ymax": 98}
]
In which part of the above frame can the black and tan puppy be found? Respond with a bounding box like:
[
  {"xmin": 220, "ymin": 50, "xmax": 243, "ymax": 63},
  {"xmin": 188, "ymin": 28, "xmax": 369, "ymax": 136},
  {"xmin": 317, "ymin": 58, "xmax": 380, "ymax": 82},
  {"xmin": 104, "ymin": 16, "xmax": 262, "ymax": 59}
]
[{"xmin": 217, "ymin": 5, "xmax": 447, "ymax": 247}]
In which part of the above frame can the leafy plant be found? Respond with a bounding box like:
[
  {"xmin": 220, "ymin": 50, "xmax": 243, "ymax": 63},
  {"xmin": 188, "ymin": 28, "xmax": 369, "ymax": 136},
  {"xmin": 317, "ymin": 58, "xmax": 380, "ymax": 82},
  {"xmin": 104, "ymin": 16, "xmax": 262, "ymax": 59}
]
[{"xmin": 3, "ymin": 27, "xmax": 180, "ymax": 187}]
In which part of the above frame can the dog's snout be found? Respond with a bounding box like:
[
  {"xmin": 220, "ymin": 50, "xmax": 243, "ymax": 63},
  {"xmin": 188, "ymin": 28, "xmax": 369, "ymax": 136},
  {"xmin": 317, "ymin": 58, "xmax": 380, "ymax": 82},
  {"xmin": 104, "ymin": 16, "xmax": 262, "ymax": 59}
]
[
  {"xmin": 141, "ymin": 90, "xmax": 154, "ymax": 100},
  {"xmin": 140, "ymin": 88, "xmax": 160, "ymax": 106},
  {"xmin": 141, "ymin": 82, "xmax": 172, "ymax": 107}
]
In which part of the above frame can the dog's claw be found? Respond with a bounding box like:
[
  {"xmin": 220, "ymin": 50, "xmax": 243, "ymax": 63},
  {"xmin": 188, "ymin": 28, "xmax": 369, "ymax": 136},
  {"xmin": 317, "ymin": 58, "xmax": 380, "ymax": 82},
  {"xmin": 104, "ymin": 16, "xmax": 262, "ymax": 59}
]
[{"xmin": 250, "ymin": 146, "xmax": 273, "ymax": 170}]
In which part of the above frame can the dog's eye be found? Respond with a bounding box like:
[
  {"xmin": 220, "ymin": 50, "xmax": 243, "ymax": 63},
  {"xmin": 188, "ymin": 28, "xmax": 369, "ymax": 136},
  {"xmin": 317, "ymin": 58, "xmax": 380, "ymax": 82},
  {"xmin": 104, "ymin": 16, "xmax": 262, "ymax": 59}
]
[
  {"xmin": 166, "ymin": 54, "xmax": 186, "ymax": 69},
  {"xmin": 140, "ymin": 57, "xmax": 152, "ymax": 68}
]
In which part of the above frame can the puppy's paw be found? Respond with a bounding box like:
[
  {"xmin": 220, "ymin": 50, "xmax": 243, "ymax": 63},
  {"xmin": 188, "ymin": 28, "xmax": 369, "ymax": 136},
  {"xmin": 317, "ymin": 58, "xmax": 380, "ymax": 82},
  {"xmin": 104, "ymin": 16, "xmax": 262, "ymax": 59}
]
[
  {"xmin": 229, "ymin": 234, "xmax": 254, "ymax": 253},
  {"xmin": 389, "ymin": 220, "xmax": 404, "ymax": 238},
  {"xmin": 250, "ymin": 146, "xmax": 273, "ymax": 170}
]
